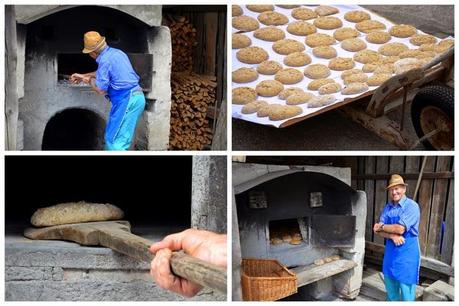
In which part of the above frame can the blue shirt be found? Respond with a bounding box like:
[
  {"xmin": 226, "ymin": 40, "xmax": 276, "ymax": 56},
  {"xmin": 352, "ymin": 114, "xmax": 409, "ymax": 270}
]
[
  {"xmin": 379, "ymin": 196, "xmax": 420, "ymax": 237},
  {"xmin": 96, "ymin": 46, "xmax": 140, "ymax": 96}
]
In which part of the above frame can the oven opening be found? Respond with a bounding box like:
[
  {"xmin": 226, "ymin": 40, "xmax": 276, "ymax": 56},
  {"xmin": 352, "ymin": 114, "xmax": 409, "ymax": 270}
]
[
  {"xmin": 5, "ymin": 156, "xmax": 193, "ymax": 234},
  {"xmin": 57, "ymin": 54, "xmax": 98, "ymax": 86},
  {"xmin": 41, "ymin": 108, "xmax": 105, "ymax": 150},
  {"xmin": 269, "ymin": 218, "xmax": 307, "ymax": 246}
]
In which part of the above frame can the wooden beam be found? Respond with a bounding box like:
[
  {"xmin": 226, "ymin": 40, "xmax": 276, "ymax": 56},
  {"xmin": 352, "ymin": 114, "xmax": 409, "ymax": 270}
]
[
  {"xmin": 374, "ymin": 157, "xmax": 389, "ymax": 245},
  {"xmin": 340, "ymin": 104, "xmax": 413, "ymax": 149},
  {"xmin": 365, "ymin": 242, "xmax": 454, "ymax": 277},
  {"xmin": 364, "ymin": 156, "xmax": 376, "ymax": 242},
  {"xmin": 366, "ymin": 48, "xmax": 453, "ymax": 118},
  {"xmin": 441, "ymin": 168, "xmax": 454, "ymax": 265},
  {"xmin": 211, "ymin": 100, "xmax": 227, "ymax": 150},
  {"xmin": 290, "ymin": 259, "xmax": 357, "ymax": 288},
  {"xmin": 426, "ymin": 157, "xmax": 450, "ymax": 259},
  {"xmin": 353, "ymin": 172, "xmax": 454, "ymax": 180}
]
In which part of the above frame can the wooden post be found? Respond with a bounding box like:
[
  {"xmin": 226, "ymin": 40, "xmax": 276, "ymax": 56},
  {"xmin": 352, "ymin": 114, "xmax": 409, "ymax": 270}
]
[
  {"xmin": 211, "ymin": 99, "xmax": 227, "ymax": 150},
  {"xmin": 211, "ymin": 10, "xmax": 227, "ymax": 150},
  {"xmin": 441, "ymin": 163, "xmax": 454, "ymax": 266},
  {"xmin": 232, "ymin": 192, "xmax": 243, "ymax": 301},
  {"xmin": 413, "ymin": 156, "xmax": 427, "ymax": 200},
  {"xmin": 5, "ymin": 5, "xmax": 18, "ymax": 150}
]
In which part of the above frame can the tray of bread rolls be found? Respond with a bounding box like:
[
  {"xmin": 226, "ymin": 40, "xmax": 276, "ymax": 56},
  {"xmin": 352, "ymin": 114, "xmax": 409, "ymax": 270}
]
[{"xmin": 231, "ymin": 4, "xmax": 454, "ymax": 128}]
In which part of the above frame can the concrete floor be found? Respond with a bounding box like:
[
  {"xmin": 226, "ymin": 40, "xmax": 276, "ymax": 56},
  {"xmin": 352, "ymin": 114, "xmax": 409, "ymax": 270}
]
[{"xmin": 232, "ymin": 5, "xmax": 454, "ymax": 151}]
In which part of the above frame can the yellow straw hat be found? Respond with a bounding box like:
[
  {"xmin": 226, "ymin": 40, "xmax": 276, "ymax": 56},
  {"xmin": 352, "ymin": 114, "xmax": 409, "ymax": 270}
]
[
  {"xmin": 82, "ymin": 31, "xmax": 106, "ymax": 54},
  {"xmin": 386, "ymin": 174, "xmax": 408, "ymax": 189}
]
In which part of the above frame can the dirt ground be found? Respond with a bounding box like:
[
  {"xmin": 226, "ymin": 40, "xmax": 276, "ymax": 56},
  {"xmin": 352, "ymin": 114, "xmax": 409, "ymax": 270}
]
[{"xmin": 232, "ymin": 5, "xmax": 454, "ymax": 151}]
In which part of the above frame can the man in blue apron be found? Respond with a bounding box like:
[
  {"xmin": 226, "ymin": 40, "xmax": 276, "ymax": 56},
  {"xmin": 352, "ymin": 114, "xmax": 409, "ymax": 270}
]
[
  {"xmin": 70, "ymin": 31, "xmax": 145, "ymax": 150},
  {"xmin": 373, "ymin": 174, "xmax": 421, "ymax": 301}
]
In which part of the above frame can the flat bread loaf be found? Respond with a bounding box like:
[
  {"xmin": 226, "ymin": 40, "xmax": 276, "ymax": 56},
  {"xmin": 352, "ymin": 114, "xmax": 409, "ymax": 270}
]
[{"xmin": 31, "ymin": 201, "xmax": 124, "ymax": 227}]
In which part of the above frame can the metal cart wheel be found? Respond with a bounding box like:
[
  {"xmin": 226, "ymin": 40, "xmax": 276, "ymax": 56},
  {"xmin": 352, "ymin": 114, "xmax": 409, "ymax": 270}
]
[{"xmin": 411, "ymin": 85, "xmax": 454, "ymax": 150}]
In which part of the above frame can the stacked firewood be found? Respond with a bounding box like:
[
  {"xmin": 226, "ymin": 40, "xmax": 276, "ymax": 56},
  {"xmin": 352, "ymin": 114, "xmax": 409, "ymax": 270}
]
[
  {"xmin": 169, "ymin": 72, "xmax": 216, "ymax": 150},
  {"xmin": 165, "ymin": 15, "xmax": 216, "ymax": 150},
  {"xmin": 164, "ymin": 15, "xmax": 198, "ymax": 73}
]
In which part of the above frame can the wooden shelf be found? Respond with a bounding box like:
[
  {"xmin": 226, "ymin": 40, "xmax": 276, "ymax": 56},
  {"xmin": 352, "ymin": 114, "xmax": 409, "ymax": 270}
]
[{"xmin": 290, "ymin": 259, "xmax": 357, "ymax": 288}]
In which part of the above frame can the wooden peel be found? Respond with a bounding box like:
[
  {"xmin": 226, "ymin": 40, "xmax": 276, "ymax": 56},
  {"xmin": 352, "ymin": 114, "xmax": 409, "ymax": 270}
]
[{"xmin": 24, "ymin": 220, "xmax": 226, "ymax": 294}]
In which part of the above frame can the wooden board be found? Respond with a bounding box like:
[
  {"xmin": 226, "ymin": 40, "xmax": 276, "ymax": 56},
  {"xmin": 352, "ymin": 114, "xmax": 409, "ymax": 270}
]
[
  {"xmin": 405, "ymin": 156, "xmax": 420, "ymax": 198},
  {"xmin": 417, "ymin": 156, "xmax": 436, "ymax": 255},
  {"xmin": 215, "ymin": 10, "xmax": 226, "ymax": 110},
  {"xmin": 441, "ymin": 159, "xmax": 454, "ymax": 265},
  {"xmin": 25, "ymin": 221, "xmax": 227, "ymax": 293},
  {"xmin": 290, "ymin": 259, "xmax": 357, "ymax": 288},
  {"xmin": 373, "ymin": 157, "xmax": 389, "ymax": 245},
  {"xmin": 426, "ymin": 156, "xmax": 450, "ymax": 259},
  {"xmin": 364, "ymin": 157, "xmax": 376, "ymax": 242}
]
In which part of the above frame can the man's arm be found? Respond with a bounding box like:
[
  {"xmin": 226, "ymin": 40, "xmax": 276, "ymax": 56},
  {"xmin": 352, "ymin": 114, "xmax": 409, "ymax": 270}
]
[
  {"xmin": 83, "ymin": 71, "xmax": 97, "ymax": 78},
  {"xmin": 87, "ymin": 76, "xmax": 106, "ymax": 95},
  {"xmin": 374, "ymin": 226, "xmax": 405, "ymax": 246},
  {"xmin": 69, "ymin": 71, "xmax": 96, "ymax": 83},
  {"xmin": 381, "ymin": 223, "xmax": 405, "ymax": 235},
  {"xmin": 149, "ymin": 229, "xmax": 227, "ymax": 298}
]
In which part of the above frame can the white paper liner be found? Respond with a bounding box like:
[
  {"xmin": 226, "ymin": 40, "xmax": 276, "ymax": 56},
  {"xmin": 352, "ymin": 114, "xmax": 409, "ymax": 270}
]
[{"xmin": 231, "ymin": 4, "xmax": 453, "ymax": 128}]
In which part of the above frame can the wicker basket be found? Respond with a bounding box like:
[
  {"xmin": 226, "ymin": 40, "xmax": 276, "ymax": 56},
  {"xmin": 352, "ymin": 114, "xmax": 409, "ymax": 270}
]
[{"xmin": 241, "ymin": 258, "xmax": 297, "ymax": 301}]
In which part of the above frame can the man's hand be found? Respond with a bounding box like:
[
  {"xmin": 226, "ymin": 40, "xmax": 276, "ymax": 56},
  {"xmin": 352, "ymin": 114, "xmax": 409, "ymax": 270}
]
[
  {"xmin": 81, "ymin": 75, "xmax": 92, "ymax": 84},
  {"xmin": 373, "ymin": 223, "xmax": 383, "ymax": 233},
  {"xmin": 391, "ymin": 235, "xmax": 405, "ymax": 246},
  {"xmin": 69, "ymin": 73, "xmax": 85, "ymax": 84},
  {"xmin": 149, "ymin": 229, "xmax": 227, "ymax": 298}
]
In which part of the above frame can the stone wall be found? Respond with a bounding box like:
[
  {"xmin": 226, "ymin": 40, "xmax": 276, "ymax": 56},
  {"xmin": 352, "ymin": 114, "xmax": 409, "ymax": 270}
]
[{"xmin": 5, "ymin": 234, "xmax": 225, "ymax": 301}]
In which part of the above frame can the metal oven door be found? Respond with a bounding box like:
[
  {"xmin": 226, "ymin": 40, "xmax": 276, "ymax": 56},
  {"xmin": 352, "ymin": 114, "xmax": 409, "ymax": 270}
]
[{"xmin": 310, "ymin": 215, "xmax": 356, "ymax": 247}]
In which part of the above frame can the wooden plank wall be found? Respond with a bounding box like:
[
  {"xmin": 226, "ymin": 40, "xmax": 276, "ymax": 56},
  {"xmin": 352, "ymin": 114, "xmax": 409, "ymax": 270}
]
[{"xmin": 353, "ymin": 156, "xmax": 454, "ymax": 265}]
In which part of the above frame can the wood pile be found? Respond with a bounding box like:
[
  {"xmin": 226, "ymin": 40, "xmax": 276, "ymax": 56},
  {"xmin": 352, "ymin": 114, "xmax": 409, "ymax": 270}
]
[
  {"xmin": 165, "ymin": 15, "xmax": 216, "ymax": 150},
  {"xmin": 169, "ymin": 72, "xmax": 216, "ymax": 150},
  {"xmin": 164, "ymin": 15, "xmax": 198, "ymax": 73}
]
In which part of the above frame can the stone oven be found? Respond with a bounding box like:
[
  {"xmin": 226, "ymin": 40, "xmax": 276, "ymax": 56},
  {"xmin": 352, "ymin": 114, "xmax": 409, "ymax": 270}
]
[
  {"xmin": 11, "ymin": 5, "xmax": 171, "ymax": 150},
  {"xmin": 5, "ymin": 156, "xmax": 226, "ymax": 301},
  {"xmin": 232, "ymin": 163, "xmax": 366, "ymax": 300}
]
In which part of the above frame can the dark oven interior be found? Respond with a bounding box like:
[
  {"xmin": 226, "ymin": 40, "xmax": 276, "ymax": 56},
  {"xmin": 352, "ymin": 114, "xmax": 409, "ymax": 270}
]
[
  {"xmin": 5, "ymin": 156, "xmax": 192, "ymax": 236},
  {"xmin": 27, "ymin": 6, "xmax": 152, "ymax": 89}
]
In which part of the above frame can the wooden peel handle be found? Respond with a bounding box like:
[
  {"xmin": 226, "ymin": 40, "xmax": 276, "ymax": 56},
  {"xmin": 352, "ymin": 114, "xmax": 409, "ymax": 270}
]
[{"xmin": 97, "ymin": 229, "xmax": 227, "ymax": 294}]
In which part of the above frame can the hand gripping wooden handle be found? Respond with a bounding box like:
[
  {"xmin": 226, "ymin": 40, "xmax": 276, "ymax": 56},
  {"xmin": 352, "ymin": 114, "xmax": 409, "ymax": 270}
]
[{"xmin": 97, "ymin": 228, "xmax": 227, "ymax": 294}]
